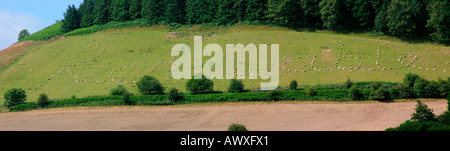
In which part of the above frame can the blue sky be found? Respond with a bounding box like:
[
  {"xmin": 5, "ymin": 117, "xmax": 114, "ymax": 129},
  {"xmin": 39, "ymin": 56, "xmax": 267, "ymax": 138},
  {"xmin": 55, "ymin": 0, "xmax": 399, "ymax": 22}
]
[{"xmin": 0, "ymin": 0, "xmax": 84, "ymax": 50}]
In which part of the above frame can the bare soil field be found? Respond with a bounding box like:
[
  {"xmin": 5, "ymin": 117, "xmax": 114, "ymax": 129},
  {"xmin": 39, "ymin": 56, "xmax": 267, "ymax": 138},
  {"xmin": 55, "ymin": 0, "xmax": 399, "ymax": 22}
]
[{"xmin": 0, "ymin": 100, "xmax": 447, "ymax": 131}]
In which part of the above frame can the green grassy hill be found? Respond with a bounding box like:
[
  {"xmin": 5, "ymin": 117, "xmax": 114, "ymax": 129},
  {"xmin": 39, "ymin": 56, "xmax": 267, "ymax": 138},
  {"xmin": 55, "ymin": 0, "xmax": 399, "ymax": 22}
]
[{"xmin": 1, "ymin": 25, "xmax": 449, "ymax": 104}]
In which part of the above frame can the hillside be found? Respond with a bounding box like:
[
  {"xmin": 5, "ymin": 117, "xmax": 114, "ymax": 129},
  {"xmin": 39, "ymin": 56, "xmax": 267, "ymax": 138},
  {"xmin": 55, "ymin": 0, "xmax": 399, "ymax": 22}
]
[{"xmin": 0, "ymin": 25, "xmax": 449, "ymax": 104}]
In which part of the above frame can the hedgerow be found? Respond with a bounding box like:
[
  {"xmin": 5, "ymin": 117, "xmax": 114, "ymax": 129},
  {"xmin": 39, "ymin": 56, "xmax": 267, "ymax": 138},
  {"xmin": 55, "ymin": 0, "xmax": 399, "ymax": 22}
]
[{"xmin": 9, "ymin": 89, "xmax": 372, "ymax": 112}]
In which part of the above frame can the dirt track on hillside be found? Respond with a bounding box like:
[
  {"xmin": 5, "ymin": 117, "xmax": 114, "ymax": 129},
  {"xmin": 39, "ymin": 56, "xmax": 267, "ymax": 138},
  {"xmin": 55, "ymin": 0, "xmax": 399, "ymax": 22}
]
[{"xmin": 0, "ymin": 100, "xmax": 447, "ymax": 131}]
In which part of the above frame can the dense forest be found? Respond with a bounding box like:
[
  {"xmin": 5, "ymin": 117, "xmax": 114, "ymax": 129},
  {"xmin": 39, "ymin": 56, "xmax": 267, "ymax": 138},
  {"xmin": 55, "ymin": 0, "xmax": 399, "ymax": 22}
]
[{"xmin": 61, "ymin": 0, "xmax": 449, "ymax": 42}]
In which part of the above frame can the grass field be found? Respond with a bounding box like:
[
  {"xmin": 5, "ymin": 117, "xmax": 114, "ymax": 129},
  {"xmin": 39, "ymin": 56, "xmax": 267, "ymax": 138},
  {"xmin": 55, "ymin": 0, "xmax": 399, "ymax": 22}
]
[{"xmin": 0, "ymin": 25, "xmax": 449, "ymax": 104}]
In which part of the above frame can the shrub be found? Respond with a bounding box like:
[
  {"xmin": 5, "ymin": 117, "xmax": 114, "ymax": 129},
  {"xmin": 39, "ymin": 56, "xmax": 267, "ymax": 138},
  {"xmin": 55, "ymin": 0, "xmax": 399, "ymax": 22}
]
[
  {"xmin": 137, "ymin": 75, "xmax": 164, "ymax": 95},
  {"xmin": 186, "ymin": 75, "xmax": 214, "ymax": 94},
  {"xmin": 37, "ymin": 93, "xmax": 50, "ymax": 107},
  {"xmin": 123, "ymin": 92, "xmax": 132, "ymax": 105},
  {"xmin": 448, "ymin": 94, "xmax": 450, "ymax": 111},
  {"xmin": 289, "ymin": 80, "xmax": 298, "ymax": 90},
  {"xmin": 228, "ymin": 79, "xmax": 244, "ymax": 93},
  {"xmin": 305, "ymin": 87, "xmax": 316, "ymax": 96},
  {"xmin": 349, "ymin": 86, "xmax": 363, "ymax": 101},
  {"xmin": 437, "ymin": 111, "xmax": 450, "ymax": 125},
  {"xmin": 390, "ymin": 84, "xmax": 416, "ymax": 99},
  {"xmin": 110, "ymin": 84, "xmax": 128, "ymax": 96},
  {"xmin": 344, "ymin": 78, "xmax": 353, "ymax": 89},
  {"xmin": 3, "ymin": 88, "xmax": 27, "ymax": 108},
  {"xmin": 411, "ymin": 100, "xmax": 436, "ymax": 123},
  {"xmin": 414, "ymin": 78, "xmax": 430, "ymax": 97},
  {"xmin": 227, "ymin": 124, "xmax": 248, "ymax": 131},
  {"xmin": 386, "ymin": 120, "xmax": 420, "ymax": 131},
  {"xmin": 167, "ymin": 88, "xmax": 183, "ymax": 102},
  {"xmin": 370, "ymin": 82, "xmax": 391, "ymax": 101},
  {"xmin": 436, "ymin": 78, "xmax": 449, "ymax": 97},
  {"xmin": 266, "ymin": 90, "xmax": 281, "ymax": 101},
  {"xmin": 404, "ymin": 73, "xmax": 421, "ymax": 88},
  {"xmin": 422, "ymin": 81, "xmax": 441, "ymax": 98},
  {"xmin": 371, "ymin": 87, "xmax": 391, "ymax": 101}
]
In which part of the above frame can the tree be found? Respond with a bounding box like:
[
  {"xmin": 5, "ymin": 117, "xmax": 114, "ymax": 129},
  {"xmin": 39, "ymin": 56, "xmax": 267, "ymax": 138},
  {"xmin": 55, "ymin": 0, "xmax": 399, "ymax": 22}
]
[
  {"xmin": 386, "ymin": 0, "xmax": 426, "ymax": 37},
  {"xmin": 227, "ymin": 123, "xmax": 248, "ymax": 131},
  {"xmin": 319, "ymin": 0, "xmax": 341, "ymax": 28},
  {"xmin": 422, "ymin": 81, "xmax": 440, "ymax": 98},
  {"xmin": 216, "ymin": 0, "xmax": 235, "ymax": 24},
  {"xmin": 300, "ymin": 0, "xmax": 322, "ymax": 26},
  {"xmin": 228, "ymin": 79, "xmax": 245, "ymax": 93},
  {"xmin": 411, "ymin": 100, "xmax": 436, "ymax": 122},
  {"xmin": 374, "ymin": 0, "xmax": 390, "ymax": 31},
  {"xmin": 62, "ymin": 5, "xmax": 81, "ymax": 32},
  {"xmin": 129, "ymin": 0, "xmax": 142, "ymax": 20},
  {"xmin": 3, "ymin": 88, "xmax": 27, "ymax": 108},
  {"xmin": 414, "ymin": 78, "xmax": 430, "ymax": 97},
  {"xmin": 289, "ymin": 80, "xmax": 298, "ymax": 90},
  {"xmin": 141, "ymin": 0, "xmax": 165, "ymax": 23},
  {"xmin": 111, "ymin": 0, "xmax": 130, "ymax": 21},
  {"xmin": 447, "ymin": 95, "xmax": 450, "ymax": 111},
  {"xmin": 390, "ymin": 84, "xmax": 416, "ymax": 99},
  {"xmin": 167, "ymin": 88, "xmax": 183, "ymax": 102},
  {"xmin": 137, "ymin": 75, "xmax": 165, "ymax": 95},
  {"xmin": 37, "ymin": 93, "xmax": 50, "ymax": 107},
  {"xmin": 93, "ymin": 0, "xmax": 111, "ymax": 25},
  {"xmin": 79, "ymin": 0, "xmax": 95, "ymax": 28},
  {"xmin": 426, "ymin": 0, "xmax": 449, "ymax": 42},
  {"xmin": 245, "ymin": 0, "xmax": 267, "ymax": 21},
  {"xmin": 266, "ymin": 0, "xmax": 303, "ymax": 25},
  {"xmin": 348, "ymin": 0, "xmax": 375, "ymax": 28},
  {"xmin": 164, "ymin": 0, "xmax": 186, "ymax": 24},
  {"xmin": 404, "ymin": 73, "xmax": 421, "ymax": 88},
  {"xmin": 186, "ymin": 75, "xmax": 214, "ymax": 94},
  {"xmin": 18, "ymin": 29, "xmax": 30, "ymax": 41}
]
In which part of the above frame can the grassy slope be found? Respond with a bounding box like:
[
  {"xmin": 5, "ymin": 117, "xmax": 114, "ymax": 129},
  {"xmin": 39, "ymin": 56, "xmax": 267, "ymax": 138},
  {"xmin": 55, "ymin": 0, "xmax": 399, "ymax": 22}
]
[{"xmin": 0, "ymin": 25, "xmax": 449, "ymax": 104}]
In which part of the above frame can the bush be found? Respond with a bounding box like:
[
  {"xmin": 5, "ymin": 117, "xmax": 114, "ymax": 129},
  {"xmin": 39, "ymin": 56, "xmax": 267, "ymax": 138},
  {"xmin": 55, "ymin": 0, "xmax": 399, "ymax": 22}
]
[
  {"xmin": 344, "ymin": 78, "xmax": 353, "ymax": 89},
  {"xmin": 411, "ymin": 100, "xmax": 436, "ymax": 123},
  {"xmin": 186, "ymin": 75, "xmax": 214, "ymax": 94},
  {"xmin": 349, "ymin": 86, "xmax": 364, "ymax": 101},
  {"xmin": 167, "ymin": 88, "xmax": 183, "ymax": 102},
  {"xmin": 386, "ymin": 120, "xmax": 420, "ymax": 131},
  {"xmin": 137, "ymin": 75, "xmax": 164, "ymax": 95},
  {"xmin": 370, "ymin": 82, "xmax": 391, "ymax": 101},
  {"xmin": 437, "ymin": 111, "xmax": 450, "ymax": 125},
  {"xmin": 414, "ymin": 78, "xmax": 430, "ymax": 97},
  {"xmin": 123, "ymin": 92, "xmax": 132, "ymax": 105},
  {"xmin": 448, "ymin": 94, "xmax": 450, "ymax": 111},
  {"xmin": 422, "ymin": 81, "xmax": 441, "ymax": 98},
  {"xmin": 289, "ymin": 80, "xmax": 298, "ymax": 90},
  {"xmin": 3, "ymin": 88, "xmax": 27, "ymax": 108},
  {"xmin": 305, "ymin": 87, "xmax": 316, "ymax": 96},
  {"xmin": 110, "ymin": 84, "xmax": 128, "ymax": 96},
  {"xmin": 404, "ymin": 73, "xmax": 421, "ymax": 88},
  {"xmin": 266, "ymin": 90, "xmax": 281, "ymax": 101},
  {"xmin": 390, "ymin": 84, "xmax": 416, "ymax": 99},
  {"xmin": 228, "ymin": 79, "xmax": 244, "ymax": 93},
  {"xmin": 227, "ymin": 124, "xmax": 248, "ymax": 131},
  {"xmin": 37, "ymin": 93, "xmax": 50, "ymax": 107}
]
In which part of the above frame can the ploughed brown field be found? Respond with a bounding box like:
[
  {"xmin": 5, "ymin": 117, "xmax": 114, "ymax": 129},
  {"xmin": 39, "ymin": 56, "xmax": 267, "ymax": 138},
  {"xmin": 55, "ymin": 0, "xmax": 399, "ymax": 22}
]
[{"xmin": 0, "ymin": 100, "xmax": 447, "ymax": 131}]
